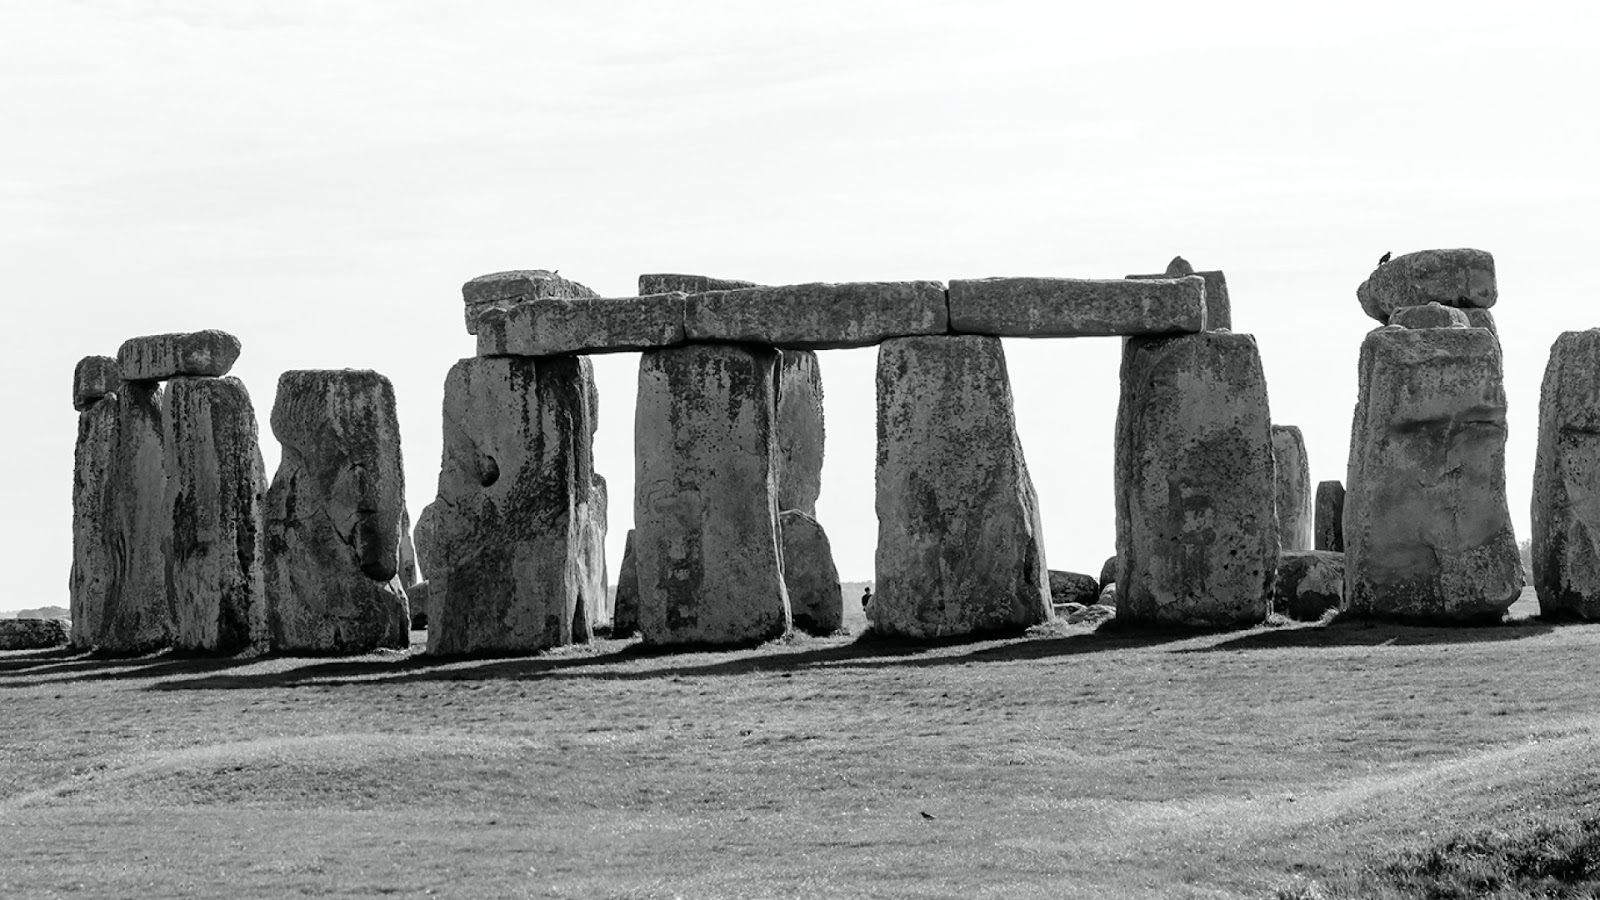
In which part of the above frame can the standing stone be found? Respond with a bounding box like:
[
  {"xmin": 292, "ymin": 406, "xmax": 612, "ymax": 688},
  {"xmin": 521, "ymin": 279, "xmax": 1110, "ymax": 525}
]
[
  {"xmin": 69, "ymin": 393, "xmax": 118, "ymax": 648},
  {"xmin": 1275, "ymin": 551, "xmax": 1345, "ymax": 621},
  {"xmin": 635, "ymin": 343, "xmax": 790, "ymax": 646},
  {"xmin": 780, "ymin": 510, "xmax": 842, "ymax": 635},
  {"xmin": 265, "ymin": 370, "xmax": 409, "ymax": 653},
  {"xmin": 872, "ymin": 336, "xmax": 1051, "ymax": 637},
  {"xmin": 1345, "ymin": 326, "xmax": 1522, "ymax": 620},
  {"xmin": 94, "ymin": 382, "xmax": 175, "ymax": 652},
  {"xmin": 776, "ymin": 350, "xmax": 825, "ymax": 515},
  {"xmin": 1115, "ymin": 332, "xmax": 1277, "ymax": 627},
  {"xmin": 429, "ymin": 356, "xmax": 595, "ymax": 655},
  {"xmin": 1533, "ymin": 329, "xmax": 1600, "ymax": 619},
  {"xmin": 412, "ymin": 501, "xmax": 440, "ymax": 583},
  {"xmin": 1357, "ymin": 249, "xmax": 1497, "ymax": 323},
  {"xmin": 1272, "ymin": 425, "xmax": 1313, "ymax": 552},
  {"xmin": 397, "ymin": 507, "xmax": 419, "ymax": 586},
  {"xmin": 163, "ymin": 377, "xmax": 268, "ymax": 653},
  {"xmin": 1315, "ymin": 480, "xmax": 1346, "ymax": 552},
  {"xmin": 612, "ymin": 529, "xmax": 640, "ymax": 638},
  {"xmin": 578, "ymin": 473, "xmax": 610, "ymax": 630},
  {"xmin": 73, "ymin": 355, "xmax": 120, "ymax": 412},
  {"xmin": 1098, "ymin": 555, "xmax": 1118, "ymax": 590}
]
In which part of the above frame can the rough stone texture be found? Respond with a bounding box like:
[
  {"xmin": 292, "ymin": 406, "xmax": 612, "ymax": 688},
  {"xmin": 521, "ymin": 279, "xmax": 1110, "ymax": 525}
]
[
  {"xmin": 776, "ymin": 351, "xmax": 825, "ymax": 515},
  {"xmin": 73, "ymin": 356, "xmax": 120, "ymax": 412},
  {"xmin": 1466, "ymin": 308, "xmax": 1498, "ymax": 335},
  {"xmin": 476, "ymin": 293, "xmax": 688, "ymax": 357},
  {"xmin": 634, "ymin": 343, "xmax": 790, "ymax": 645},
  {"xmin": 1389, "ymin": 302, "xmax": 1470, "ymax": 330},
  {"xmin": 462, "ymin": 269, "xmax": 600, "ymax": 336},
  {"xmin": 639, "ymin": 274, "xmax": 759, "ymax": 294},
  {"xmin": 398, "ymin": 507, "xmax": 419, "ymax": 586},
  {"xmin": 412, "ymin": 501, "xmax": 440, "ymax": 583},
  {"xmin": 1345, "ymin": 326, "xmax": 1523, "ymax": 621},
  {"xmin": 69, "ymin": 395, "xmax": 118, "ymax": 648},
  {"xmin": 1315, "ymin": 480, "xmax": 1346, "ymax": 553},
  {"xmin": 1533, "ymin": 329, "xmax": 1600, "ymax": 619},
  {"xmin": 1056, "ymin": 602, "xmax": 1115, "ymax": 626},
  {"xmin": 265, "ymin": 370, "xmax": 410, "ymax": 653},
  {"xmin": 0, "ymin": 619, "xmax": 69, "ymax": 650},
  {"xmin": 1048, "ymin": 571, "xmax": 1101, "ymax": 606},
  {"xmin": 779, "ymin": 510, "xmax": 842, "ymax": 635},
  {"xmin": 1275, "ymin": 551, "xmax": 1345, "ymax": 621},
  {"xmin": 948, "ymin": 276, "xmax": 1206, "ymax": 337},
  {"xmin": 1099, "ymin": 555, "xmax": 1118, "ymax": 589},
  {"xmin": 1115, "ymin": 332, "xmax": 1277, "ymax": 627},
  {"xmin": 1098, "ymin": 583, "xmax": 1117, "ymax": 608},
  {"xmin": 1272, "ymin": 425, "xmax": 1313, "ymax": 553},
  {"xmin": 577, "ymin": 473, "xmax": 609, "ymax": 631},
  {"xmin": 93, "ymin": 382, "xmax": 176, "ymax": 652},
  {"xmin": 684, "ymin": 281, "xmax": 948, "ymax": 350},
  {"xmin": 1357, "ymin": 249, "xmax": 1497, "ymax": 323},
  {"xmin": 406, "ymin": 580, "xmax": 431, "ymax": 630},
  {"xmin": 117, "ymin": 330, "xmax": 242, "ymax": 382},
  {"xmin": 163, "ymin": 377, "xmax": 268, "ymax": 653},
  {"xmin": 612, "ymin": 529, "xmax": 639, "ymax": 638},
  {"xmin": 428, "ymin": 355, "xmax": 596, "ymax": 655},
  {"xmin": 872, "ymin": 336, "xmax": 1051, "ymax": 637},
  {"xmin": 1127, "ymin": 258, "xmax": 1233, "ymax": 331}
]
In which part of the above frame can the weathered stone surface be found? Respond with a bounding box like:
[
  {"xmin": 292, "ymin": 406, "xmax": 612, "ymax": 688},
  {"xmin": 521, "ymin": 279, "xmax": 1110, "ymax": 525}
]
[
  {"xmin": 1315, "ymin": 480, "xmax": 1345, "ymax": 553},
  {"xmin": 1115, "ymin": 332, "xmax": 1277, "ymax": 627},
  {"xmin": 1357, "ymin": 249, "xmax": 1497, "ymax": 323},
  {"xmin": 1128, "ymin": 258, "xmax": 1232, "ymax": 331},
  {"xmin": 776, "ymin": 350, "xmax": 825, "ymax": 515},
  {"xmin": 117, "ymin": 330, "xmax": 242, "ymax": 382},
  {"xmin": 93, "ymin": 382, "xmax": 176, "ymax": 652},
  {"xmin": 476, "ymin": 293, "xmax": 687, "ymax": 357},
  {"xmin": 0, "ymin": 618, "xmax": 69, "ymax": 650},
  {"xmin": 779, "ymin": 510, "xmax": 842, "ymax": 635},
  {"xmin": 1056, "ymin": 602, "xmax": 1115, "ymax": 626},
  {"xmin": 265, "ymin": 370, "xmax": 410, "ymax": 653},
  {"xmin": 163, "ymin": 377, "xmax": 268, "ymax": 653},
  {"xmin": 684, "ymin": 281, "xmax": 947, "ymax": 350},
  {"xmin": 73, "ymin": 356, "xmax": 120, "ymax": 411},
  {"xmin": 1389, "ymin": 302, "xmax": 1469, "ymax": 330},
  {"xmin": 612, "ymin": 529, "xmax": 639, "ymax": 638},
  {"xmin": 639, "ymin": 274, "xmax": 758, "ymax": 294},
  {"xmin": 412, "ymin": 501, "xmax": 440, "ymax": 583},
  {"xmin": 1533, "ymin": 329, "xmax": 1600, "ymax": 619},
  {"xmin": 1099, "ymin": 555, "xmax": 1118, "ymax": 589},
  {"xmin": 948, "ymin": 276, "xmax": 1206, "ymax": 337},
  {"xmin": 1275, "ymin": 551, "xmax": 1345, "ymax": 621},
  {"xmin": 1272, "ymin": 425, "xmax": 1313, "ymax": 553},
  {"xmin": 69, "ymin": 395, "xmax": 117, "ymax": 648},
  {"xmin": 398, "ymin": 507, "xmax": 418, "ymax": 586},
  {"xmin": 1098, "ymin": 583, "xmax": 1118, "ymax": 608},
  {"xmin": 406, "ymin": 580, "xmax": 431, "ymax": 630},
  {"xmin": 1465, "ymin": 308, "xmax": 1498, "ymax": 335},
  {"xmin": 872, "ymin": 336, "xmax": 1051, "ymax": 637},
  {"xmin": 635, "ymin": 343, "xmax": 790, "ymax": 645},
  {"xmin": 428, "ymin": 356, "xmax": 595, "ymax": 655},
  {"xmin": 1345, "ymin": 326, "xmax": 1522, "ymax": 621},
  {"xmin": 577, "ymin": 473, "xmax": 609, "ymax": 632},
  {"xmin": 462, "ymin": 269, "xmax": 599, "ymax": 335},
  {"xmin": 1048, "ymin": 571, "xmax": 1101, "ymax": 606}
]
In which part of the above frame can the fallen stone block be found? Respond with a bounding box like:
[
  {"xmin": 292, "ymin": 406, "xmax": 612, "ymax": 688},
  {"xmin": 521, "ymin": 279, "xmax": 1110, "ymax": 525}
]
[
  {"xmin": 1049, "ymin": 571, "xmax": 1101, "ymax": 606},
  {"xmin": 1357, "ymin": 248, "xmax": 1496, "ymax": 323},
  {"xmin": 684, "ymin": 281, "xmax": 947, "ymax": 349},
  {"xmin": 117, "ymin": 330, "xmax": 242, "ymax": 382},
  {"xmin": 947, "ymin": 276, "xmax": 1205, "ymax": 337},
  {"xmin": 462, "ymin": 269, "xmax": 599, "ymax": 335},
  {"xmin": 476, "ymin": 293, "xmax": 688, "ymax": 357},
  {"xmin": 1275, "ymin": 551, "xmax": 1344, "ymax": 621}
]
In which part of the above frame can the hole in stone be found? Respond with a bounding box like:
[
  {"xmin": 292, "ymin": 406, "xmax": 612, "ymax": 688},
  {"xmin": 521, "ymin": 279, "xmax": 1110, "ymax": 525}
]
[{"xmin": 479, "ymin": 454, "xmax": 500, "ymax": 487}]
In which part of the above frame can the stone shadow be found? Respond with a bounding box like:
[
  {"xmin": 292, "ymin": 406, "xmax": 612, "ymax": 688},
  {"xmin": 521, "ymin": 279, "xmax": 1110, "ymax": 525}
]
[{"xmin": 1179, "ymin": 617, "xmax": 1558, "ymax": 653}]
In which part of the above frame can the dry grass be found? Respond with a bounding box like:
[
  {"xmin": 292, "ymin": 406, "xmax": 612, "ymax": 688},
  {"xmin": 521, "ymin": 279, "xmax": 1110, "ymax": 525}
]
[{"xmin": 2, "ymin": 591, "xmax": 1598, "ymax": 899}]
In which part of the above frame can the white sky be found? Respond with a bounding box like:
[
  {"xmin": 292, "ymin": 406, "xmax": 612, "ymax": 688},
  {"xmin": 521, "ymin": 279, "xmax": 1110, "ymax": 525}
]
[{"xmin": 3, "ymin": 1, "xmax": 1597, "ymax": 607}]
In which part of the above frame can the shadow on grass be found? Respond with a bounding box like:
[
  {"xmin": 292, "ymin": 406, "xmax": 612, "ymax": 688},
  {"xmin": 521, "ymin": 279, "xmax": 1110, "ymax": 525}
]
[
  {"xmin": 0, "ymin": 649, "xmax": 281, "ymax": 687},
  {"xmin": 1181, "ymin": 616, "xmax": 1557, "ymax": 653}
]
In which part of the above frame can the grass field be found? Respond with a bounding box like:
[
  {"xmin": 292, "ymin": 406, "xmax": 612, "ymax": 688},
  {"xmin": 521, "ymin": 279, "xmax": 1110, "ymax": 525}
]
[{"xmin": 3, "ymin": 591, "xmax": 1599, "ymax": 899}]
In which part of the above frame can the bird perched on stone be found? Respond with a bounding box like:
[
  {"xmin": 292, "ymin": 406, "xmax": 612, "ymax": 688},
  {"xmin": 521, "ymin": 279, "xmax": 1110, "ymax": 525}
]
[{"xmin": 1378, "ymin": 252, "xmax": 1391, "ymax": 265}]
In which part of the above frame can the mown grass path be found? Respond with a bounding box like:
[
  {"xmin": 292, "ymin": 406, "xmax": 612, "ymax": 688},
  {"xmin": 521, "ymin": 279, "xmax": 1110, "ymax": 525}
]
[{"xmin": 3, "ymin": 601, "xmax": 1598, "ymax": 899}]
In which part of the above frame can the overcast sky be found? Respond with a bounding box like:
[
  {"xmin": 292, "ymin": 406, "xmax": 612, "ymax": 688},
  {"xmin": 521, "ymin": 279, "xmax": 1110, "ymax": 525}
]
[{"xmin": 3, "ymin": 0, "xmax": 1597, "ymax": 612}]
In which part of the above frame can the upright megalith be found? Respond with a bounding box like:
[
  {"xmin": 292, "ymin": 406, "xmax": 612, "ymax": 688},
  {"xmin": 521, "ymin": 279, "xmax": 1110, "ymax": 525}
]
[
  {"xmin": 1315, "ymin": 480, "xmax": 1346, "ymax": 552},
  {"xmin": 1345, "ymin": 325, "xmax": 1522, "ymax": 620},
  {"xmin": 1357, "ymin": 249, "xmax": 1496, "ymax": 323},
  {"xmin": 265, "ymin": 370, "xmax": 410, "ymax": 653},
  {"xmin": 612, "ymin": 529, "xmax": 640, "ymax": 638},
  {"xmin": 428, "ymin": 356, "xmax": 596, "ymax": 655},
  {"xmin": 163, "ymin": 377, "xmax": 268, "ymax": 653},
  {"xmin": 461, "ymin": 269, "xmax": 600, "ymax": 335},
  {"xmin": 1115, "ymin": 332, "xmax": 1277, "ymax": 627},
  {"xmin": 397, "ymin": 507, "xmax": 419, "ymax": 586},
  {"xmin": 93, "ymin": 381, "xmax": 176, "ymax": 652},
  {"xmin": 780, "ymin": 510, "xmax": 843, "ymax": 635},
  {"xmin": 577, "ymin": 473, "xmax": 610, "ymax": 632},
  {"xmin": 776, "ymin": 350, "xmax": 825, "ymax": 515},
  {"xmin": 1532, "ymin": 329, "xmax": 1600, "ymax": 619},
  {"xmin": 634, "ymin": 343, "xmax": 790, "ymax": 645},
  {"xmin": 872, "ymin": 335, "xmax": 1051, "ymax": 637},
  {"xmin": 1272, "ymin": 425, "xmax": 1313, "ymax": 552},
  {"xmin": 69, "ymin": 371, "xmax": 119, "ymax": 649},
  {"xmin": 412, "ymin": 500, "xmax": 440, "ymax": 582},
  {"xmin": 73, "ymin": 355, "xmax": 120, "ymax": 411}
]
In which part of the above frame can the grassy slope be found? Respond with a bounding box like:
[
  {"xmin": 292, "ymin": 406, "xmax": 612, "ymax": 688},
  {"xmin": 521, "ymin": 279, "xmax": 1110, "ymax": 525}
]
[{"xmin": 1, "ymin": 594, "xmax": 1598, "ymax": 899}]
